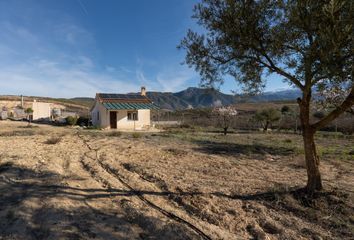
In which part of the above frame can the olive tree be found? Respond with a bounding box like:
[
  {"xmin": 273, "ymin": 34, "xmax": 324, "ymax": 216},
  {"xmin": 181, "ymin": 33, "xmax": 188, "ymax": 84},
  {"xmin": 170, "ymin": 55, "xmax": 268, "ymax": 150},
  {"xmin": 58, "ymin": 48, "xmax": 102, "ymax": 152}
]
[
  {"xmin": 254, "ymin": 108, "xmax": 281, "ymax": 131},
  {"xmin": 179, "ymin": 0, "xmax": 354, "ymax": 193}
]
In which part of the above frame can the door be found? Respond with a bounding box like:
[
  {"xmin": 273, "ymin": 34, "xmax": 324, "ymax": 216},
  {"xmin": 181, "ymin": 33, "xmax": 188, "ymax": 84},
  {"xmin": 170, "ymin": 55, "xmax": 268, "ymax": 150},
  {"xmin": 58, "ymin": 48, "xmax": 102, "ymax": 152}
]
[{"xmin": 110, "ymin": 111, "xmax": 117, "ymax": 129}]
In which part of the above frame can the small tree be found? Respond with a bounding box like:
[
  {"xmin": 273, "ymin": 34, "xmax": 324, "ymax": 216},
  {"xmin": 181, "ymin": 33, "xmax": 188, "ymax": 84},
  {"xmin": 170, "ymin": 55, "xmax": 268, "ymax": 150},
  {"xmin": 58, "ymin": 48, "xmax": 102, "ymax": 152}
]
[
  {"xmin": 254, "ymin": 108, "xmax": 281, "ymax": 131},
  {"xmin": 25, "ymin": 108, "xmax": 33, "ymax": 125},
  {"xmin": 179, "ymin": 0, "xmax": 354, "ymax": 193},
  {"xmin": 66, "ymin": 116, "xmax": 78, "ymax": 126},
  {"xmin": 281, "ymin": 105, "xmax": 290, "ymax": 115},
  {"xmin": 212, "ymin": 105, "xmax": 238, "ymax": 135}
]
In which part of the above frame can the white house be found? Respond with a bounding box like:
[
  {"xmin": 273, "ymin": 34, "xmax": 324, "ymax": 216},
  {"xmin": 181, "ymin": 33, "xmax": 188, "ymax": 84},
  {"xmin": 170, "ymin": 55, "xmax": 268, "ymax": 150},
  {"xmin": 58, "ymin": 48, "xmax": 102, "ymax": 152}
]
[
  {"xmin": 32, "ymin": 100, "xmax": 51, "ymax": 121},
  {"xmin": 90, "ymin": 87, "xmax": 158, "ymax": 130}
]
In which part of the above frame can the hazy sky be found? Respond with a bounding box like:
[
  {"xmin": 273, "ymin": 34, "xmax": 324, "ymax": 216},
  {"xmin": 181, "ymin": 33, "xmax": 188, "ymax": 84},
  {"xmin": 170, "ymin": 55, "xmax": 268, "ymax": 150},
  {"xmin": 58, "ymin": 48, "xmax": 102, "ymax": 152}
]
[{"xmin": 0, "ymin": 0, "xmax": 289, "ymax": 98}]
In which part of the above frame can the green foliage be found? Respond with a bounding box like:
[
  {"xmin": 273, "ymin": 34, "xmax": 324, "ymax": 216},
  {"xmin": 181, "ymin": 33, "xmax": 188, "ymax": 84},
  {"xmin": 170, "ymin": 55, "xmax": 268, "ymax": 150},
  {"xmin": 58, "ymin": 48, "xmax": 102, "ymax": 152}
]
[
  {"xmin": 281, "ymin": 105, "xmax": 290, "ymax": 114},
  {"xmin": 254, "ymin": 108, "xmax": 281, "ymax": 130},
  {"xmin": 66, "ymin": 116, "xmax": 78, "ymax": 126},
  {"xmin": 25, "ymin": 108, "xmax": 33, "ymax": 114},
  {"xmin": 255, "ymin": 108, "xmax": 281, "ymax": 122},
  {"xmin": 179, "ymin": 0, "xmax": 353, "ymax": 93},
  {"xmin": 132, "ymin": 132, "xmax": 142, "ymax": 139}
]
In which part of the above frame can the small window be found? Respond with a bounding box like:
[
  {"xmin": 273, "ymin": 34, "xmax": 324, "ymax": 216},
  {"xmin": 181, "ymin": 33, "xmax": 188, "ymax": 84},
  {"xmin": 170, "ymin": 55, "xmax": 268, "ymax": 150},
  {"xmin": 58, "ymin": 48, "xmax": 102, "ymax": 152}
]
[
  {"xmin": 97, "ymin": 111, "xmax": 100, "ymax": 121},
  {"xmin": 127, "ymin": 111, "xmax": 138, "ymax": 121}
]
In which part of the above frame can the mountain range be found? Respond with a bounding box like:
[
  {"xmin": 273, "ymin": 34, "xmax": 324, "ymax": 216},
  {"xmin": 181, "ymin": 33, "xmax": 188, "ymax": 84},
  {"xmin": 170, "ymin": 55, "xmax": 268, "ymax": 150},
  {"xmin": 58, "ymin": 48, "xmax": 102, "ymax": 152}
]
[{"xmin": 144, "ymin": 87, "xmax": 301, "ymax": 110}]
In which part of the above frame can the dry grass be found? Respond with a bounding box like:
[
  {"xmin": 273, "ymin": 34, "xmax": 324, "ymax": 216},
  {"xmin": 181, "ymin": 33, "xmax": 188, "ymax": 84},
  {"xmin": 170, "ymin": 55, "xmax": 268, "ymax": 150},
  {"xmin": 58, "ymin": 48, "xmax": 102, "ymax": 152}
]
[{"xmin": 0, "ymin": 121, "xmax": 352, "ymax": 239}]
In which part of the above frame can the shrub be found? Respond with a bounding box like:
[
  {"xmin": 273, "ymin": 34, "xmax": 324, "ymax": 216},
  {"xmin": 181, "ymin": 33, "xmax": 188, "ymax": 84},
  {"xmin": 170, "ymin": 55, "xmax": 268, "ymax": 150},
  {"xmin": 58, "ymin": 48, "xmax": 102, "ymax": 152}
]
[
  {"xmin": 107, "ymin": 131, "xmax": 122, "ymax": 137},
  {"xmin": 77, "ymin": 116, "xmax": 89, "ymax": 126},
  {"xmin": 66, "ymin": 116, "xmax": 78, "ymax": 126},
  {"xmin": 0, "ymin": 130, "xmax": 35, "ymax": 137},
  {"xmin": 180, "ymin": 123, "xmax": 191, "ymax": 128},
  {"xmin": 44, "ymin": 136, "xmax": 62, "ymax": 144},
  {"xmin": 281, "ymin": 105, "xmax": 290, "ymax": 114},
  {"xmin": 132, "ymin": 132, "xmax": 142, "ymax": 138}
]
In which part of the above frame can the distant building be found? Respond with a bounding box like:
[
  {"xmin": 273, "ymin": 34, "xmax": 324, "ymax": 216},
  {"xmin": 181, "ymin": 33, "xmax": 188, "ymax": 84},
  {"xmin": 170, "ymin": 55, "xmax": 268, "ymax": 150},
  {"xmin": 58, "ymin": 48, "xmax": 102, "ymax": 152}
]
[
  {"xmin": 0, "ymin": 111, "xmax": 7, "ymax": 120},
  {"xmin": 90, "ymin": 87, "xmax": 158, "ymax": 130},
  {"xmin": 32, "ymin": 100, "xmax": 51, "ymax": 121},
  {"xmin": 13, "ymin": 107, "xmax": 26, "ymax": 119}
]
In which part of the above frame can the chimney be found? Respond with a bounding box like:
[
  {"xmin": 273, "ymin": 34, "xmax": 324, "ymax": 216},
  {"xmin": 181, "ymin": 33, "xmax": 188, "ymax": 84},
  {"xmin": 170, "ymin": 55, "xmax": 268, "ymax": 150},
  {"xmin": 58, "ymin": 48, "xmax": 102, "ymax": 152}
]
[{"xmin": 141, "ymin": 86, "xmax": 146, "ymax": 96}]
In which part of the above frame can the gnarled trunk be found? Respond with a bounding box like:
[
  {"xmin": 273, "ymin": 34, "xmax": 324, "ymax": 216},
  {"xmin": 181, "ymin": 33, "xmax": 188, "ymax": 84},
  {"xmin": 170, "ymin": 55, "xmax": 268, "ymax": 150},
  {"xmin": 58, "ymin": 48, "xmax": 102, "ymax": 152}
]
[
  {"xmin": 302, "ymin": 126, "xmax": 322, "ymax": 193},
  {"xmin": 299, "ymin": 90, "xmax": 323, "ymax": 193}
]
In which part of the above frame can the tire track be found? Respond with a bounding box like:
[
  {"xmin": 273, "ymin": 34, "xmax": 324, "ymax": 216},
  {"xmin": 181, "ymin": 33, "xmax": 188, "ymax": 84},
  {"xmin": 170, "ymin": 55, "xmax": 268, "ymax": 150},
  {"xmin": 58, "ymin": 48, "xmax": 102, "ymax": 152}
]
[{"xmin": 76, "ymin": 132, "xmax": 212, "ymax": 240}]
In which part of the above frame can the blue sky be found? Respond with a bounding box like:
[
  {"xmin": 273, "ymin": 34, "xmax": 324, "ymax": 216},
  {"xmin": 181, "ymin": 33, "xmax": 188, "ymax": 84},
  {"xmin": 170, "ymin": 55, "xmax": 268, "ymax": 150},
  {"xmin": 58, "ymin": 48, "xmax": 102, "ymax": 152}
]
[{"xmin": 0, "ymin": 0, "xmax": 289, "ymax": 98}]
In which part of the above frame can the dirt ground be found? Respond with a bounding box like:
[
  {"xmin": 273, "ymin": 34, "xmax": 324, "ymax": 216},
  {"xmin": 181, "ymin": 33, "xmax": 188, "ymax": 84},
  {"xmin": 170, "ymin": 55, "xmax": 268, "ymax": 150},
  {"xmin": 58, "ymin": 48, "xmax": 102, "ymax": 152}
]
[{"xmin": 0, "ymin": 121, "xmax": 353, "ymax": 240}]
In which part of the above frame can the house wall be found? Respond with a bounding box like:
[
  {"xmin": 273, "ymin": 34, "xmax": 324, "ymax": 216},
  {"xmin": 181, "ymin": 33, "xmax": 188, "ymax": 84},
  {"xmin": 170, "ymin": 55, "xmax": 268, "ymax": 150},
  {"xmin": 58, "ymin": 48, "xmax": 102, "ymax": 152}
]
[
  {"xmin": 32, "ymin": 102, "xmax": 51, "ymax": 120},
  {"xmin": 115, "ymin": 109, "xmax": 151, "ymax": 130},
  {"xmin": 91, "ymin": 101, "xmax": 110, "ymax": 128}
]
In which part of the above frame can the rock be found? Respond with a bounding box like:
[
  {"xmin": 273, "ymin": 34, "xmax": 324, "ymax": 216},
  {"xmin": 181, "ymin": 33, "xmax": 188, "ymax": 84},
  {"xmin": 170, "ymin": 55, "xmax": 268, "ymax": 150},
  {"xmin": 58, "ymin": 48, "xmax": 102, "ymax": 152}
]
[
  {"xmin": 313, "ymin": 235, "xmax": 323, "ymax": 240},
  {"xmin": 247, "ymin": 224, "xmax": 268, "ymax": 240},
  {"xmin": 260, "ymin": 219, "xmax": 283, "ymax": 234}
]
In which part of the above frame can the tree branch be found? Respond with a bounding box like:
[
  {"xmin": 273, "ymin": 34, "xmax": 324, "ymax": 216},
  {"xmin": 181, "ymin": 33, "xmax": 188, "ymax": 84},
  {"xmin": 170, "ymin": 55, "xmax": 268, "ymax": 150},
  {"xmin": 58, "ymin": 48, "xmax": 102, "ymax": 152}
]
[
  {"xmin": 312, "ymin": 86, "xmax": 354, "ymax": 130},
  {"xmin": 257, "ymin": 54, "xmax": 305, "ymax": 91}
]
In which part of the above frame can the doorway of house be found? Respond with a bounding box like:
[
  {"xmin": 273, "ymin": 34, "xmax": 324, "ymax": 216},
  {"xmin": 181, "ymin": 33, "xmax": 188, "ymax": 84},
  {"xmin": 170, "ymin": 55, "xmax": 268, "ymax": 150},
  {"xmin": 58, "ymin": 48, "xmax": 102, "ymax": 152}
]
[{"xmin": 110, "ymin": 111, "xmax": 117, "ymax": 129}]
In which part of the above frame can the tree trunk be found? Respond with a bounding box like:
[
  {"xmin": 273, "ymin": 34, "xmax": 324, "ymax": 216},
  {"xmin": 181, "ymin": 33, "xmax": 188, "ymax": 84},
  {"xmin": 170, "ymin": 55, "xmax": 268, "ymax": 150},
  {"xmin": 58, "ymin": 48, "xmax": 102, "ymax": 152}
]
[
  {"xmin": 298, "ymin": 91, "xmax": 323, "ymax": 193},
  {"xmin": 223, "ymin": 127, "xmax": 228, "ymax": 135},
  {"xmin": 263, "ymin": 121, "xmax": 269, "ymax": 131},
  {"xmin": 302, "ymin": 127, "xmax": 322, "ymax": 193}
]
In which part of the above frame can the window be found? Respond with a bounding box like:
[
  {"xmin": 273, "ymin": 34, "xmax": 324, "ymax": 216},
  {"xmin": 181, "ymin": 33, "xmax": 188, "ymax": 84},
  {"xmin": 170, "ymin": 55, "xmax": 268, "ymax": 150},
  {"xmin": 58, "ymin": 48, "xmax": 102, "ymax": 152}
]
[
  {"xmin": 97, "ymin": 111, "xmax": 99, "ymax": 121},
  {"xmin": 127, "ymin": 111, "xmax": 138, "ymax": 121}
]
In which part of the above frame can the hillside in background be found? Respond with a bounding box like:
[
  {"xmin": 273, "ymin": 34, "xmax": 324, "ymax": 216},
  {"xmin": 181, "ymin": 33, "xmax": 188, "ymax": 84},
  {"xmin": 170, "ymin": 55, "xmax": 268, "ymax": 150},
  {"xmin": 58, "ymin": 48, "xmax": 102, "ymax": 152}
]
[
  {"xmin": 0, "ymin": 87, "xmax": 301, "ymax": 111},
  {"xmin": 146, "ymin": 87, "xmax": 300, "ymax": 110}
]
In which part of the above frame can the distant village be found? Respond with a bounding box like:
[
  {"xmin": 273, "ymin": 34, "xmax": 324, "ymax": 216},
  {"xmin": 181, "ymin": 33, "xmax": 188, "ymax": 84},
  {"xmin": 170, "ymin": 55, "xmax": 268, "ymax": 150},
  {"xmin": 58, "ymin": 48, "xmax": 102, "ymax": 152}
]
[{"xmin": 0, "ymin": 95, "xmax": 80, "ymax": 124}]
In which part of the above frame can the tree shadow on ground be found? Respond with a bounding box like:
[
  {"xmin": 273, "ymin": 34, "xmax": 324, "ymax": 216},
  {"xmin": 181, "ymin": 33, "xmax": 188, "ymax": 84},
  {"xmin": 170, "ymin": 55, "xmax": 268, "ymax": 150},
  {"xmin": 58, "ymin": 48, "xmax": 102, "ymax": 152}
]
[
  {"xmin": 1, "ymin": 162, "xmax": 352, "ymax": 239},
  {"xmin": 191, "ymin": 139, "xmax": 295, "ymax": 156},
  {"xmin": 0, "ymin": 163, "xmax": 202, "ymax": 240},
  {"xmin": 230, "ymin": 187, "xmax": 354, "ymax": 239}
]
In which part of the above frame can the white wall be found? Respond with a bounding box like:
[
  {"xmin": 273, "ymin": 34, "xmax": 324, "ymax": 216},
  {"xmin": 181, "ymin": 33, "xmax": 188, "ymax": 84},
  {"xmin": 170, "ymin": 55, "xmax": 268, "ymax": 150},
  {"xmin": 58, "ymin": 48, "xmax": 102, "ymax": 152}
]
[
  {"xmin": 32, "ymin": 102, "xmax": 51, "ymax": 120},
  {"xmin": 116, "ymin": 109, "xmax": 151, "ymax": 130},
  {"xmin": 91, "ymin": 101, "xmax": 110, "ymax": 128}
]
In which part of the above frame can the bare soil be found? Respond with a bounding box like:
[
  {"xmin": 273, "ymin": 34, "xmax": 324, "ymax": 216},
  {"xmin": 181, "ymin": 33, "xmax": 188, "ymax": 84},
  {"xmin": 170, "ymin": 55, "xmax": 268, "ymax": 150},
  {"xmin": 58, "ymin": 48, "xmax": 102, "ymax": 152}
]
[{"xmin": 0, "ymin": 121, "xmax": 353, "ymax": 240}]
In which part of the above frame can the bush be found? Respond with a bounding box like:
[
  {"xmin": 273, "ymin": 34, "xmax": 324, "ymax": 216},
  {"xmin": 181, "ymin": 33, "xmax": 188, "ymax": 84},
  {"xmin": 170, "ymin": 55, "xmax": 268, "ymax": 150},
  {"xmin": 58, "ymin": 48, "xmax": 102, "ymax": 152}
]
[
  {"xmin": 85, "ymin": 126, "xmax": 101, "ymax": 130},
  {"xmin": 66, "ymin": 116, "xmax": 78, "ymax": 126},
  {"xmin": 132, "ymin": 132, "xmax": 142, "ymax": 138},
  {"xmin": 107, "ymin": 131, "xmax": 122, "ymax": 137},
  {"xmin": 44, "ymin": 136, "xmax": 62, "ymax": 144},
  {"xmin": 77, "ymin": 117, "xmax": 89, "ymax": 126}
]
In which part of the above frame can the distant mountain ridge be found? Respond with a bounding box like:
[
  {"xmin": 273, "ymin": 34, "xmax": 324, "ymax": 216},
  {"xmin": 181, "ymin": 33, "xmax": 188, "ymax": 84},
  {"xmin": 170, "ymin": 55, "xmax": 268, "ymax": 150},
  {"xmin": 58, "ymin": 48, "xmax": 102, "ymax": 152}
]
[{"xmin": 145, "ymin": 87, "xmax": 301, "ymax": 110}]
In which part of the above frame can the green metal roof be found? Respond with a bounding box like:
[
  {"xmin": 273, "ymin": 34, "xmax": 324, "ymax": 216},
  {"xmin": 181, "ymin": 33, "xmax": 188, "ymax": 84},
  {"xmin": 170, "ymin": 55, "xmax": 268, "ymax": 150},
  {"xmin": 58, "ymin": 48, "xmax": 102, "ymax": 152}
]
[{"xmin": 102, "ymin": 102, "xmax": 159, "ymax": 110}]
